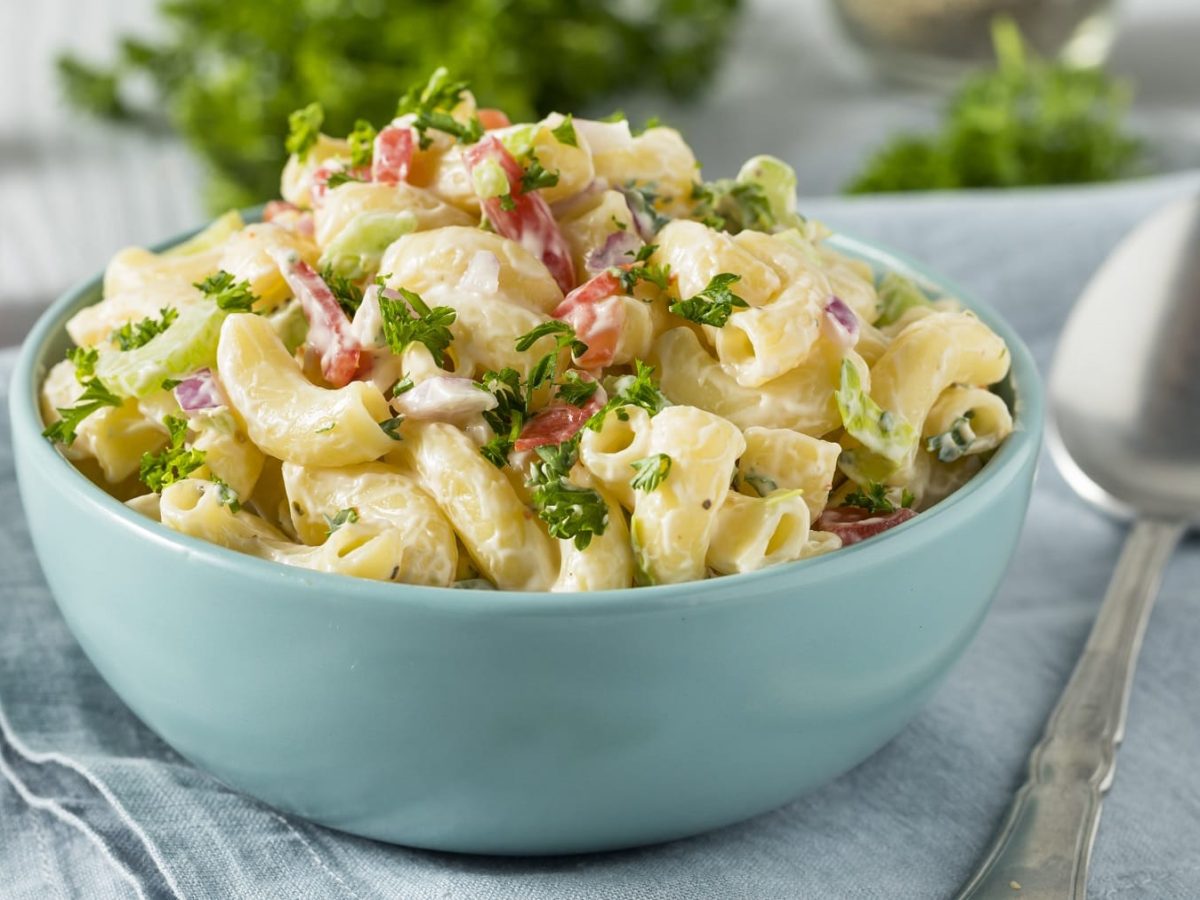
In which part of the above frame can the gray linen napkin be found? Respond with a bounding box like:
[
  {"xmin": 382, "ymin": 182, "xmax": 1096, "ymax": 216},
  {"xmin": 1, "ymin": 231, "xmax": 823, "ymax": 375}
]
[{"xmin": 3, "ymin": 173, "xmax": 1200, "ymax": 899}]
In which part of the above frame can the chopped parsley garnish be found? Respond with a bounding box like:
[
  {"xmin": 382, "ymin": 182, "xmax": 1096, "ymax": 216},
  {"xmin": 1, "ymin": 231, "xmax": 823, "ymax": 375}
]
[
  {"xmin": 325, "ymin": 169, "xmax": 368, "ymax": 189},
  {"xmin": 285, "ymin": 101, "xmax": 323, "ymax": 160},
  {"xmin": 161, "ymin": 377, "xmax": 182, "ymax": 390},
  {"xmin": 498, "ymin": 193, "xmax": 517, "ymax": 211},
  {"xmin": 520, "ymin": 154, "xmax": 559, "ymax": 193},
  {"xmin": 926, "ymin": 411, "xmax": 977, "ymax": 463},
  {"xmin": 556, "ymin": 370, "xmax": 598, "ymax": 407},
  {"xmin": 139, "ymin": 415, "xmax": 206, "ymax": 493},
  {"xmin": 321, "ymin": 265, "xmax": 364, "ymax": 317},
  {"xmin": 843, "ymin": 482, "xmax": 915, "ymax": 514},
  {"xmin": 324, "ymin": 506, "xmax": 359, "ymax": 536},
  {"xmin": 111, "ymin": 307, "xmax": 178, "ymax": 351},
  {"xmin": 630, "ymin": 453, "xmax": 672, "ymax": 492},
  {"xmin": 514, "ymin": 320, "xmax": 587, "ymax": 405},
  {"xmin": 391, "ymin": 375, "xmax": 414, "ymax": 397},
  {"xmin": 42, "ymin": 377, "xmax": 123, "ymax": 446},
  {"xmin": 669, "ymin": 273, "xmax": 747, "ymax": 327},
  {"xmin": 740, "ymin": 472, "xmax": 778, "ymax": 497},
  {"xmin": 478, "ymin": 367, "xmax": 526, "ymax": 467},
  {"xmin": 347, "ymin": 118, "xmax": 377, "ymax": 168},
  {"xmin": 377, "ymin": 282, "xmax": 456, "ymax": 366},
  {"xmin": 527, "ymin": 436, "xmax": 608, "ymax": 550},
  {"xmin": 378, "ymin": 416, "xmax": 405, "ymax": 441},
  {"xmin": 690, "ymin": 179, "xmax": 773, "ymax": 233},
  {"xmin": 67, "ymin": 346, "xmax": 98, "ymax": 382},
  {"xmin": 194, "ymin": 270, "xmax": 259, "ymax": 312},
  {"xmin": 396, "ymin": 67, "xmax": 484, "ymax": 150},
  {"xmin": 613, "ymin": 243, "xmax": 671, "ymax": 294},
  {"xmin": 585, "ymin": 360, "xmax": 669, "ymax": 430},
  {"xmin": 211, "ymin": 477, "xmax": 241, "ymax": 513},
  {"xmin": 550, "ymin": 114, "xmax": 577, "ymax": 147}
]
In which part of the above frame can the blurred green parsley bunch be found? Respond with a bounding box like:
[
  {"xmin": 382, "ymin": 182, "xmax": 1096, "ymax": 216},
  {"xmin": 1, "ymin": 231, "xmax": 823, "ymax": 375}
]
[
  {"xmin": 847, "ymin": 19, "xmax": 1142, "ymax": 193},
  {"xmin": 59, "ymin": 0, "xmax": 740, "ymax": 209}
]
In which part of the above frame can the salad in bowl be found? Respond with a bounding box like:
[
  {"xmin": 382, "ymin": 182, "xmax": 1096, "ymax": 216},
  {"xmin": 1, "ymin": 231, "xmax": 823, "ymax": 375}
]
[{"xmin": 40, "ymin": 68, "xmax": 1014, "ymax": 593}]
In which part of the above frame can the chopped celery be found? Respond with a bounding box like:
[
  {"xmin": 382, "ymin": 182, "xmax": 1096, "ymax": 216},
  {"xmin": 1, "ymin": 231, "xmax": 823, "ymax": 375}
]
[
  {"xmin": 96, "ymin": 302, "xmax": 229, "ymax": 398},
  {"xmin": 835, "ymin": 359, "xmax": 917, "ymax": 464},
  {"xmin": 317, "ymin": 210, "xmax": 418, "ymax": 280},
  {"xmin": 875, "ymin": 272, "xmax": 932, "ymax": 327},
  {"xmin": 736, "ymin": 155, "xmax": 802, "ymax": 230},
  {"xmin": 163, "ymin": 210, "xmax": 244, "ymax": 257},
  {"xmin": 266, "ymin": 300, "xmax": 309, "ymax": 354},
  {"xmin": 471, "ymin": 158, "xmax": 510, "ymax": 200},
  {"xmin": 499, "ymin": 124, "xmax": 536, "ymax": 160}
]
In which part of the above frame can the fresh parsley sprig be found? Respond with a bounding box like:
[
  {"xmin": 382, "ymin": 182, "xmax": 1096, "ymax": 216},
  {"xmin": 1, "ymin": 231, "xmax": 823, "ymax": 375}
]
[
  {"xmin": 514, "ymin": 321, "xmax": 587, "ymax": 406},
  {"xmin": 139, "ymin": 415, "xmax": 206, "ymax": 492},
  {"xmin": 377, "ymin": 282, "xmax": 456, "ymax": 366},
  {"xmin": 195, "ymin": 270, "xmax": 259, "ymax": 313},
  {"xmin": 669, "ymin": 273, "xmax": 748, "ymax": 327},
  {"xmin": 42, "ymin": 377, "xmax": 123, "ymax": 446},
  {"xmin": 556, "ymin": 370, "xmax": 599, "ymax": 407},
  {"xmin": 520, "ymin": 154, "xmax": 559, "ymax": 193},
  {"xmin": 550, "ymin": 114, "xmax": 577, "ymax": 147},
  {"xmin": 526, "ymin": 436, "xmax": 608, "ymax": 550},
  {"xmin": 285, "ymin": 101, "xmax": 323, "ymax": 160},
  {"xmin": 585, "ymin": 360, "xmax": 670, "ymax": 430},
  {"xmin": 67, "ymin": 346, "xmax": 98, "ymax": 382},
  {"xmin": 843, "ymin": 482, "xmax": 915, "ymax": 515},
  {"xmin": 478, "ymin": 367, "xmax": 526, "ymax": 468},
  {"xmin": 613, "ymin": 244, "xmax": 671, "ymax": 294},
  {"xmin": 347, "ymin": 118, "xmax": 377, "ymax": 167},
  {"xmin": 321, "ymin": 265, "xmax": 364, "ymax": 317},
  {"xmin": 111, "ymin": 307, "xmax": 178, "ymax": 351},
  {"xmin": 630, "ymin": 453, "xmax": 672, "ymax": 492},
  {"xmin": 397, "ymin": 67, "xmax": 484, "ymax": 150}
]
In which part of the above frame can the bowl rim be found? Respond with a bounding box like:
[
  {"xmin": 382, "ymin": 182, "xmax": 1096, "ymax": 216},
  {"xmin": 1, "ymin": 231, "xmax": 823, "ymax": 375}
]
[{"xmin": 11, "ymin": 214, "xmax": 1044, "ymax": 616}]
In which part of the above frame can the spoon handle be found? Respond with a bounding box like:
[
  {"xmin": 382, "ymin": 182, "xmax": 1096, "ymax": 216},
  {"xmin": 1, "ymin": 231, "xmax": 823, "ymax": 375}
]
[{"xmin": 955, "ymin": 517, "xmax": 1184, "ymax": 900}]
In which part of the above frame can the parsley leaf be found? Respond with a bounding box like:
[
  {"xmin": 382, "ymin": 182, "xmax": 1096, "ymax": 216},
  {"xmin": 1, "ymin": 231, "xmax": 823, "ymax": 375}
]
[
  {"xmin": 377, "ymin": 283, "xmax": 456, "ymax": 365},
  {"xmin": 378, "ymin": 416, "xmax": 405, "ymax": 441},
  {"xmin": 194, "ymin": 270, "xmax": 259, "ymax": 312},
  {"xmin": 285, "ymin": 101, "xmax": 323, "ymax": 160},
  {"xmin": 324, "ymin": 507, "xmax": 359, "ymax": 536},
  {"xmin": 556, "ymin": 370, "xmax": 598, "ymax": 407},
  {"xmin": 67, "ymin": 346, "xmax": 98, "ymax": 382},
  {"xmin": 520, "ymin": 155, "xmax": 559, "ymax": 193},
  {"xmin": 211, "ymin": 477, "xmax": 241, "ymax": 513},
  {"xmin": 42, "ymin": 377, "xmax": 123, "ymax": 446},
  {"xmin": 526, "ymin": 436, "xmax": 608, "ymax": 550},
  {"xmin": 514, "ymin": 321, "xmax": 587, "ymax": 405},
  {"xmin": 550, "ymin": 114, "xmax": 577, "ymax": 147},
  {"xmin": 391, "ymin": 375, "xmax": 414, "ymax": 397},
  {"xmin": 585, "ymin": 360, "xmax": 669, "ymax": 430},
  {"xmin": 477, "ymin": 367, "xmax": 526, "ymax": 468},
  {"xmin": 613, "ymin": 243, "xmax": 671, "ymax": 294},
  {"xmin": 347, "ymin": 118, "xmax": 377, "ymax": 168},
  {"xmin": 396, "ymin": 67, "xmax": 484, "ymax": 150},
  {"xmin": 111, "ymin": 307, "xmax": 178, "ymax": 351},
  {"xmin": 321, "ymin": 265, "xmax": 364, "ymax": 317},
  {"xmin": 669, "ymin": 273, "xmax": 748, "ymax": 327},
  {"xmin": 325, "ymin": 169, "xmax": 368, "ymax": 189},
  {"xmin": 842, "ymin": 482, "xmax": 906, "ymax": 515},
  {"xmin": 630, "ymin": 453, "xmax": 672, "ymax": 492},
  {"xmin": 139, "ymin": 415, "xmax": 206, "ymax": 492}
]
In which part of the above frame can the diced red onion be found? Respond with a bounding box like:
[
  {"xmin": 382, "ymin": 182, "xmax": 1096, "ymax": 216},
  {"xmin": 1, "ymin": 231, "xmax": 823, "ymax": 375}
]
[
  {"xmin": 391, "ymin": 376, "xmax": 498, "ymax": 421},
  {"xmin": 174, "ymin": 368, "xmax": 226, "ymax": 412},
  {"xmin": 585, "ymin": 229, "xmax": 642, "ymax": 275},
  {"xmin": 814, "ymin": 506, "xmax": 916, "ymax": 546},
  {"xmin": 822, "ymin": 296, "xmax": 860, "ymax": 350}
]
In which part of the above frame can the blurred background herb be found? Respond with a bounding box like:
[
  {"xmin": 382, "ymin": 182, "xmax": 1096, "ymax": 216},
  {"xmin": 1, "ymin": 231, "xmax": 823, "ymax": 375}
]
[
  {"xmin": 846, "ymin": 18, "xmax": 1141, "ymax": 193},
  {"xmin": 58, "ymin": 0, "xmax": 741, "ymax": 209}
]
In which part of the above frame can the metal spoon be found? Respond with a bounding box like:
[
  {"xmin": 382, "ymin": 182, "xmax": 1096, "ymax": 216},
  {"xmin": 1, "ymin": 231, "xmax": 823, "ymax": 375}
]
[{"xmin": 956, "ymin": 193, "xmax": 1200, "ymax": 899}]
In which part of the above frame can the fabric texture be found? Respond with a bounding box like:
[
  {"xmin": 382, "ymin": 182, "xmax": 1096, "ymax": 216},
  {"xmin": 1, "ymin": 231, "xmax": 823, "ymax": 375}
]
[{"xmin": 3, "ymin": 173, "xmax": 1200, "ymax": 899}]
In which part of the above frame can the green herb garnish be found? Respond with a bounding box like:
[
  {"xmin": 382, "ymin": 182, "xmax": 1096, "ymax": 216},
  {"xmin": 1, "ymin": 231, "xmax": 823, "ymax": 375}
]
[
  {"xmin": 67, "ymin": 346, "xmax": 98, "ymax": 382},
  {"xmin": 111, "ymin": 307, "xmax": 178, "ymax": 351},
  {"xmin": 630, "ymin": 453, "xmax": 672, "ymax": 492},
  {"xmin": 585, "ymin": 360, "xmax": 669, "ymax": 430},
  {"xmin": 397, "ymin": 67, "xmax": 484, "ymax": 150},
  {"xmin": 321, "ymin": 265, "xmax": 364, "ymax": 318},
  {"xmin": 348, "ymin": 118, "xmax": 377, "ymax": 167},
  {"xmin": 324, "ymin": 506, "xmax": 359, "ymax": 536},
  {"xmin": 139, "ymin": 415, "xmax": 206, "ymax": 492},
  {"xmin": 527, "ymin": 437, "xmax": 608, "ymax": 550},
  {"xmin": 377, "ymin": 283, "xmax": 456, "ymax": 366},
  {"xmin": 550, "ymin": 114, "xmax": 577, "ymax": 147},
  {"xmin": 42, "ymin": 377, "xmax": 123, "ymax": 446},
  {"xmin": 669, "ymin": 273, "xmax": 747, "ymax": 327},
  {"xmin": 285, "ymin": 101, "xmax": 324, "ymax": 160},
  {"xmin": 194, "ymin": 270, "xmax": 258, "ymax": 313}
]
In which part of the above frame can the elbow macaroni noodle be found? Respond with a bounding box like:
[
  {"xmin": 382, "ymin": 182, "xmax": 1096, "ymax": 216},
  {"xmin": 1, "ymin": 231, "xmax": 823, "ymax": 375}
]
[{"xmin": 40, "ymin": 81, "xmax": 1015, "ymax": 591}]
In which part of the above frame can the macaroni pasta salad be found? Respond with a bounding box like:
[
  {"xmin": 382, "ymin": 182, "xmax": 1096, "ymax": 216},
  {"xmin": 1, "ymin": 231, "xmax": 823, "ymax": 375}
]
[{"xmin": 41, "ymin": 69, "xmax": 1014, "ymax": 591}]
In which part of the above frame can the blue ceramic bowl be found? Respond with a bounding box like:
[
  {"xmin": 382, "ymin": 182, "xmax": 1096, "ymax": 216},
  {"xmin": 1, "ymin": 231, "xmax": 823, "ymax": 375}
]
[{"xmin": 10, "ymin": 226, "xmax": 1042, "ymax": 855}]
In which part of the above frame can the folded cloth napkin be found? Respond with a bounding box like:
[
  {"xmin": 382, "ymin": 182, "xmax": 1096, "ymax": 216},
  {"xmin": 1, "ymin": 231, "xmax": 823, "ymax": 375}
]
[{"xmin": 3, "ymin": 173, "xmax": 1200, "ymax": 900}]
